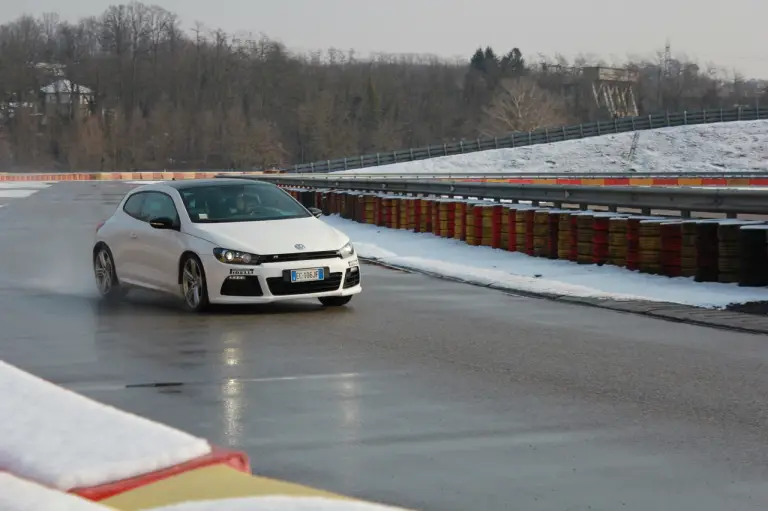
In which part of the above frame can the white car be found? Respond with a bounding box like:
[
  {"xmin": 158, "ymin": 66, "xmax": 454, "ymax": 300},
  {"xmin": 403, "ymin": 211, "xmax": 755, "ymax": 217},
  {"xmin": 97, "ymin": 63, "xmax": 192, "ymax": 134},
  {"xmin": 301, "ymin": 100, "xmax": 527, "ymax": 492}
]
[{"xmin": 92, "ymin": 178, "xmax": 361, "ymax": 312}]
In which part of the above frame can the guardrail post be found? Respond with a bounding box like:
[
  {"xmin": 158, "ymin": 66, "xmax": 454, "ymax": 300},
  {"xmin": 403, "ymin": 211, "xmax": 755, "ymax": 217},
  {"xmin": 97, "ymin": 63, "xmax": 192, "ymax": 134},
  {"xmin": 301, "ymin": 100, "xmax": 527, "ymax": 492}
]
[
  {"xmin": 460, "ymin": 141, "xmax": 465, "ymax": 153},
  {"xmin": 393, "ymin": 150, "xmax": 397, "ymax": 163},
  {"xmin": 443, "ymin": 143, "xmax": 448, "ymax": 156},
  {"xmin": 544, "ymin": 129, "xmax": 550, "ymax": 142},
  {"xmin": 683, "ymin": 111, "xmax": 688, "ymax": 125},
  {"xmin": 376, "ymin": 153, "xmax": 380, "ymax": 166},
  {"xmin": 737, "ymin": 107, "xmax": 742, "ymax": 121},
  {"xmin": 494, "ymin": 136, "xmax": 499, "ymax": 149},
  {"xmin": 410, "ymin": 149, "xmax": 415, "ymax": 160}
]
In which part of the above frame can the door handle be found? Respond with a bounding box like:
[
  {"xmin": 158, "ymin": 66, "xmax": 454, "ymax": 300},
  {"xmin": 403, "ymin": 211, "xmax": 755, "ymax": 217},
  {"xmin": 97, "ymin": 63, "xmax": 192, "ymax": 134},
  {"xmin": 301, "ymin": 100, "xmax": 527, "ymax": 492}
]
[{"xmin": 129, "ymin": 232, "xmax": 138, "ymax": 239}]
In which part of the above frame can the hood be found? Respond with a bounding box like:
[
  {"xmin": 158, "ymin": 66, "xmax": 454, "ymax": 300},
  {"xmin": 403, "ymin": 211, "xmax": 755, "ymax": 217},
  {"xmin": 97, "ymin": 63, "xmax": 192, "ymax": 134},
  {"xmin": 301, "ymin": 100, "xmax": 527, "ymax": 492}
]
[{"xmin": 187, "ymin": 217, "xmax": 349, "ymax": 254}]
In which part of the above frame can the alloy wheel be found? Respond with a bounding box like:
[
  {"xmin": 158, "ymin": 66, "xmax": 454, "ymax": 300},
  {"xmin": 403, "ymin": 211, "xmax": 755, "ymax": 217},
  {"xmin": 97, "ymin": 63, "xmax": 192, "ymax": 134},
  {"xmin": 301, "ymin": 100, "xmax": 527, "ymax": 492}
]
[{"xmin": 182, "ymin": 258, "xmax": 203, "ymax": 309}]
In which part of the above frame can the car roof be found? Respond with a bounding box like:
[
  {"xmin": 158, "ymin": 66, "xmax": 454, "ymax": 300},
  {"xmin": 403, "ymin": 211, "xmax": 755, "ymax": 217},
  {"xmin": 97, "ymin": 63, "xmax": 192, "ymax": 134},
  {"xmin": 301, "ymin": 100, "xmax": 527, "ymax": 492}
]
[{"xmin": 163, "ymin": 178, "xmax": 270, "ymax": 190}]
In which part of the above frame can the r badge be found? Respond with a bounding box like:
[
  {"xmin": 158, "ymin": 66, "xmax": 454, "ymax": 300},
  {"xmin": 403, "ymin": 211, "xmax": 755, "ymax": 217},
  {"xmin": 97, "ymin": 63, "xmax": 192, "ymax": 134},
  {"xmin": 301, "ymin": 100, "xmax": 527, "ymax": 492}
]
[
  {"xmin": 230, "ymin": 269, "xmax": 254, "ymax": 275},
  {"xmin": 294, "ymin": 244, "xmax": 305, "ymax": 250}
]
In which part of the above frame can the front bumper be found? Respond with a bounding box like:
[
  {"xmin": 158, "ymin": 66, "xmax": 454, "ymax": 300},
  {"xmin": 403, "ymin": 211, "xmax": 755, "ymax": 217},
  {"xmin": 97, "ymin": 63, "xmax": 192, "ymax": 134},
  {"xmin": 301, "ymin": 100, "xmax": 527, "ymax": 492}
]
[{"xmin": 202, "ymin": 254, "xmax": 362, "ymax": 304}]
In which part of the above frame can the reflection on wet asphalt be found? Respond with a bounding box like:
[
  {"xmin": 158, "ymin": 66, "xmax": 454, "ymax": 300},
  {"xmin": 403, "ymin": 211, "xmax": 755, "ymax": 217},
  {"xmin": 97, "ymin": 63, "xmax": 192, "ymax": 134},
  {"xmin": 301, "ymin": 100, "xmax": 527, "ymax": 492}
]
[{"xmin": 2, "ymin": 182, "xmax": 768, "ymax": 511}]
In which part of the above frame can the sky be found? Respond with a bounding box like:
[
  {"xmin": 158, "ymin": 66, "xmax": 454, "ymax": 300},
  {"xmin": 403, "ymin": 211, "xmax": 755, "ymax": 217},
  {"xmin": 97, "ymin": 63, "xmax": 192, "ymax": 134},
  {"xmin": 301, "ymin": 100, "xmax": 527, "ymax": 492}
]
[{"xmin": 2, "ymin": 0, "xmax": 767, "ymax": 79}]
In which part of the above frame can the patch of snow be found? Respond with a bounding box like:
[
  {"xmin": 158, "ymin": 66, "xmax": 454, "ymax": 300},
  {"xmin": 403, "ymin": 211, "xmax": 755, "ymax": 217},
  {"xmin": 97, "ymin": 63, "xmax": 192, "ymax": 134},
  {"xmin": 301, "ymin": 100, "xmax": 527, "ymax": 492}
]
[
  {"xmin": 323, "ymin": 215, "xmax": 768, "ymax": 308},
  {"xmin": 0, "ymin": 183, "xmax": 53, "ymax": 189},
  {"xmin": 0, "ymin": 360, "xmax": 212, "ymax": 491},
  {"xmin": 338, "ymin": 120, "xmax": 768, "ymax": 175},
  {"xmin": 0, "ymin": 473, "xmax": 111, "ymax": 511},
  {"xmin": 143, "ymin": 496, "xmax": 405, "ymax": 511}
]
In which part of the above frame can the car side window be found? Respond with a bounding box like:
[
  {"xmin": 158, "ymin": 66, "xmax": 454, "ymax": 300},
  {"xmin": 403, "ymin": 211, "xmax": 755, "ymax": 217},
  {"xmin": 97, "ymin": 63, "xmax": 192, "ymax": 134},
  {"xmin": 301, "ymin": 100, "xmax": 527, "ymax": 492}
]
[
  {"xmin": 140, "ymin": 192, "xmax": 179, "ymax": 223},
  {"xmin": 123, "ymin": 193, "xmax": 146, "ymax": 220}
]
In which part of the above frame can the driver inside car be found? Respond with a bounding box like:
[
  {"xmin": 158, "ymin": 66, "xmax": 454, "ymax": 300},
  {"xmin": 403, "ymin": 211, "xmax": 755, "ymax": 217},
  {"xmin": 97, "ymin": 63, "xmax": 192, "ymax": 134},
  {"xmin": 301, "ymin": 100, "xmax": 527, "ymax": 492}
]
[{"xmin": 231, "ymin": 192, "xmax": 260, "ymax": 215}]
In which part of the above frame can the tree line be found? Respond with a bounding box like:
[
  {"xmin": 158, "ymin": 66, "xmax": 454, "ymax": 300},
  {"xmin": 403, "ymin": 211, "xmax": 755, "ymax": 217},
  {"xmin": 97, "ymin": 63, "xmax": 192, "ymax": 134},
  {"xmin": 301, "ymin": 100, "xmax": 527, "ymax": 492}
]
[{"xmin": 0, "ymin": 2, "xmax": 765, "ymax": 171}]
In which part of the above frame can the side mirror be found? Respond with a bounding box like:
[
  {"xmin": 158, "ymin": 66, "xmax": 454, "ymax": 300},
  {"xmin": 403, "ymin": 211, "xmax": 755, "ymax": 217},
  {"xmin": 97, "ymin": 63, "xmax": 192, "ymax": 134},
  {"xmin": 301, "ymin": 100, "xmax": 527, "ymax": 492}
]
[
  {"xmin": 308, "ymin": 207, "xmax": 323, "ymax": 218},
  {"xmin": 149, "ymin": 217, "xmax": 177, "ymax": 230}
]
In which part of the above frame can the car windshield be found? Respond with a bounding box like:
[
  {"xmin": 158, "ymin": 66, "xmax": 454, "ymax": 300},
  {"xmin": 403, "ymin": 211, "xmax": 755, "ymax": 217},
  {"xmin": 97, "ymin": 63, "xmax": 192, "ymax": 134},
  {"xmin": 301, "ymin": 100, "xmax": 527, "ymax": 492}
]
[{"xmin": 178, "ymin": 182, "xmax": 311, "ymax": 223}]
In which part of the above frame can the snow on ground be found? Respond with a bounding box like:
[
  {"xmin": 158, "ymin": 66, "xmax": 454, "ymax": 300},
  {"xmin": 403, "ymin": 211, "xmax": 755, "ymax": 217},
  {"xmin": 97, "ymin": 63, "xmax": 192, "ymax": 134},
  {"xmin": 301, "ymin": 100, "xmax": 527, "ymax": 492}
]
[
  {"xmin": 144, "ymin": 496, "xmax": 405, "ymax": 511},
  {"xmin": 0, "ymin": 473, "xmax": 111, "ymax": 511},
  {"xmin": 339, "ymin": 120, "xmax": 768, "ymax": 175},
  {"xmin": 323, "ymin": 215, "xmax": 768, "ymax": 308},
  {"xmin": 0, "ymin": 360, "xmax": 212, "ymax": 491}
]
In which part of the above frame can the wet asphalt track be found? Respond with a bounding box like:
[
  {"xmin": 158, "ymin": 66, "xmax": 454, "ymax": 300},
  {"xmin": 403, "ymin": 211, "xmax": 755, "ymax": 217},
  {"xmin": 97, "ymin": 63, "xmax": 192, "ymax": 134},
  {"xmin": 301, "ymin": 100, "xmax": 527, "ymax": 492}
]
[{"xmin": 2, "ymin": 182, "xmax": 768, "ymax": 511}]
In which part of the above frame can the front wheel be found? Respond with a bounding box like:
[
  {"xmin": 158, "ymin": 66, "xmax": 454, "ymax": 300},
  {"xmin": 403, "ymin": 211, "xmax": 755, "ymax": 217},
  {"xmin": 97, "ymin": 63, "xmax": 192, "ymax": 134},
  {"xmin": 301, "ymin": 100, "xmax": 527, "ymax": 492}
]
[
  {"xmin": 180, "ymin": 255, "xmax": 210, "ymax": 312},
  {"xmin": 318, "ymin": 296, "xmax": 352, "ymax": 307}
]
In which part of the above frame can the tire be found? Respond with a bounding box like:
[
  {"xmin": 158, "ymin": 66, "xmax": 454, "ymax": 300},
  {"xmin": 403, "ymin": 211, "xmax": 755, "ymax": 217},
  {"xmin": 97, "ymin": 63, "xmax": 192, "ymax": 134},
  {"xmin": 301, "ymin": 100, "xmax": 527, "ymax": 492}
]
[
  {"xmin": 318, "ymin": 296, "xmax": 352, "ymax": 307},
  {"xmin": 180, "ymin": 254, "xmax": 210, "ymax": 312},
  {"xmin": 93, "ymin": 245, "xmax": 125, "ymax": 302}
]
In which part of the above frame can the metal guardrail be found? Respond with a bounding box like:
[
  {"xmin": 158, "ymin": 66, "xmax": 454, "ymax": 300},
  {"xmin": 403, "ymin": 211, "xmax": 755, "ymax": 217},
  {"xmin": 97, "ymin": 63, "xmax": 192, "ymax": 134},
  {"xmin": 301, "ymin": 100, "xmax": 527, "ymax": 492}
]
[
  {"xmin": 230, "ymin": 175, "xmax": 768, "ymax": 216},
  {"xmin": 276, "ymin": 171, "xmax": 768, "ymax": 180},
  {"xmin": 281, "ymin": 106, "xmax": 767, "ymax": 174}
]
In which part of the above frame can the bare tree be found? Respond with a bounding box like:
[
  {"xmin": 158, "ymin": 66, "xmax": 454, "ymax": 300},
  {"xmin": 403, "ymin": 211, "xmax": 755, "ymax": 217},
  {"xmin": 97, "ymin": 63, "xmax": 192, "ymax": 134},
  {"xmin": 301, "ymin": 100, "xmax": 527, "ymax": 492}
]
[{"xmin": 479, "ymin": 77, "xmax": 570, "ymax": 136}]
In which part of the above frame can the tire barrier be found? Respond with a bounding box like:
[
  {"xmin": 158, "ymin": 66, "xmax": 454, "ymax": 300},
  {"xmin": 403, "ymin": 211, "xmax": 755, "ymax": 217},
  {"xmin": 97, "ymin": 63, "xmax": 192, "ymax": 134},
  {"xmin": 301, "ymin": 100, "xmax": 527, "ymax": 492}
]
[
  {"xmin": 284, "ymin": 187, "xmax": 768, "ymax": 287},
  {"xmin": 574, "ymin": 212, "xmax": 595, "ymax": 264},
  {"xmin": 608, "ymin": 217, "xmax": 629, "ymax": 267},
  {"xmin": 454, "ymin": 201, "xmax": 466, "ymax": 241},
  {"xmin": 680, "ymin": 221, "xmax": 698, "ymax": 277},
  {"xmin": 420, "ymin": 198, "xmax": 432, "ymax": 233},
  {"xmin": 464, "ymin": 202, "xmax": 482, "ymax": 246},
  {"xmin": 557, "ymin": 211, "xmax": 574, "ymax": 261},
  {"xmin": 739, "ymin": 226, "xmax": 768, "ymax": 287},
  {"xmin": 532, "ymin": 210, "xmax": 550, "ymax": 258},
  {"xmin": 592, "ymin": 213, "xmax": 618, "ymax": 266},
  {"xmin": 639, "ymin": 219, "xmax": 667, "ymax": 274},
  {"xmin": 660, "ymin": 221, "xmax": 683, "ymax": 277}
]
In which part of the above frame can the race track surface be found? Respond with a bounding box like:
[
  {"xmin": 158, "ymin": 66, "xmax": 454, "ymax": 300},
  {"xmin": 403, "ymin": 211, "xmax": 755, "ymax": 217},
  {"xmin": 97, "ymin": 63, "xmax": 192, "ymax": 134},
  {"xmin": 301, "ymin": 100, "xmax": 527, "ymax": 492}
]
[{"xmin": 2, "ymin": 182, "xmax": 768, "ymax": 511}]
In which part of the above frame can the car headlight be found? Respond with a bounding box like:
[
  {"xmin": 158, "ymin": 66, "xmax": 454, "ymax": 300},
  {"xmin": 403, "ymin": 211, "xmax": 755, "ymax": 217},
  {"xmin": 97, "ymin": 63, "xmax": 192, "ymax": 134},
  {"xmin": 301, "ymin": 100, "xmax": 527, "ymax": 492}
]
[
  {"xmin": 213, "ymin": 247, "xmax": 261, "ymax": 265},
  {"xmin": 338, "ymin": 242, "xmax": 355, "ymax": 258}
]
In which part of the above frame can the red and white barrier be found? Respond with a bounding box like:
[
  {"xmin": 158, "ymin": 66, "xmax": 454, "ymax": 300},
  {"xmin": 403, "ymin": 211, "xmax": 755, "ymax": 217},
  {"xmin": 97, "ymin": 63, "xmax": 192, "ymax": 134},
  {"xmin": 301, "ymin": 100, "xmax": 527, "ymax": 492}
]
[
  {"xmin": 0, "ymin": 360, "xmax": 412, "ymax": 509},
  {"xmin": 0, "ymin": 360, "xmax": 247, "ymax": 497}
]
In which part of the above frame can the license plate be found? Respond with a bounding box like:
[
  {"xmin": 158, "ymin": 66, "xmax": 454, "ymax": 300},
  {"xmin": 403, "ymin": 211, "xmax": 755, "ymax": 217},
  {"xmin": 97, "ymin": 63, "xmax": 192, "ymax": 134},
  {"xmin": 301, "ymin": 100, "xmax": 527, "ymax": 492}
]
[{"xmin": 291, "ymin": 268, "xmax": 324, "ymax": 283}]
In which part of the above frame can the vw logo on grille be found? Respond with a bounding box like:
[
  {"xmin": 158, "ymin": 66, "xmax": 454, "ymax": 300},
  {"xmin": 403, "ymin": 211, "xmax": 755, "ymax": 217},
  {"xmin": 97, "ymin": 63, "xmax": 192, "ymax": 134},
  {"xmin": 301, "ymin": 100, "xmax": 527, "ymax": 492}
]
[{"xmin": 294, "ymin": 244, "xmax": 305, "ymax": 250}]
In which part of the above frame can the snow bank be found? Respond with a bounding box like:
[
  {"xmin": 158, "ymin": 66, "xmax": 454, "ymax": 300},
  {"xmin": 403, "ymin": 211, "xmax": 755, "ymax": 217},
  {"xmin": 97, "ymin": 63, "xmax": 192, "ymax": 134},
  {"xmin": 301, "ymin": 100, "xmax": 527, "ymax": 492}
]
[
  {"xmin": 323, "ymin": 216, "xmax": 768, "ymax": 308},
  {"xmin": 0, "ymin": 360, "xmax": 212, "ymax": 491},
  {"xmin": 0, "ymin": 473, "xmax": 112, "ymax": 511},
  {"xmin": 143, "ymin": 496, "xmax": 405, "ymax": 511},
  {"xmin": 339, "ymin": 120, "xmax": 768, "ymax": 175}
]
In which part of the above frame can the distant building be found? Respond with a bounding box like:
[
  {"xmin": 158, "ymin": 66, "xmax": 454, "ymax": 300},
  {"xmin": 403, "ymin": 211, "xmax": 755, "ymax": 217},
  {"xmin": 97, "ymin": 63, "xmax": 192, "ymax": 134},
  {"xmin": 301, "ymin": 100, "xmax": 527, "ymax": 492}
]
[{"xmin": 40, "ymin": 79, "xmax": 94, "ymax": 116}]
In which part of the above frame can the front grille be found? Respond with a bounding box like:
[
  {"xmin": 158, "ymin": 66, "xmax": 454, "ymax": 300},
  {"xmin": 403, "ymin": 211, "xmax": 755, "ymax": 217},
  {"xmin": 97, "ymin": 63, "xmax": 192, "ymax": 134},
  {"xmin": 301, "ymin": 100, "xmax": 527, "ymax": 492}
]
[
  {"xmin": 220, "ymin": 276, "xmax": 264, "ymax": 297},
  {"xmin": 267, "ymin": 272, "xmax": 343, "ymax": 296},
  {"xmin": 343, "ymin": 267, "xmax": 361, "ymax": 288},
  {"xmin": 260, "ymin": 250, "xmax": 340, "ymax": 264}
]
